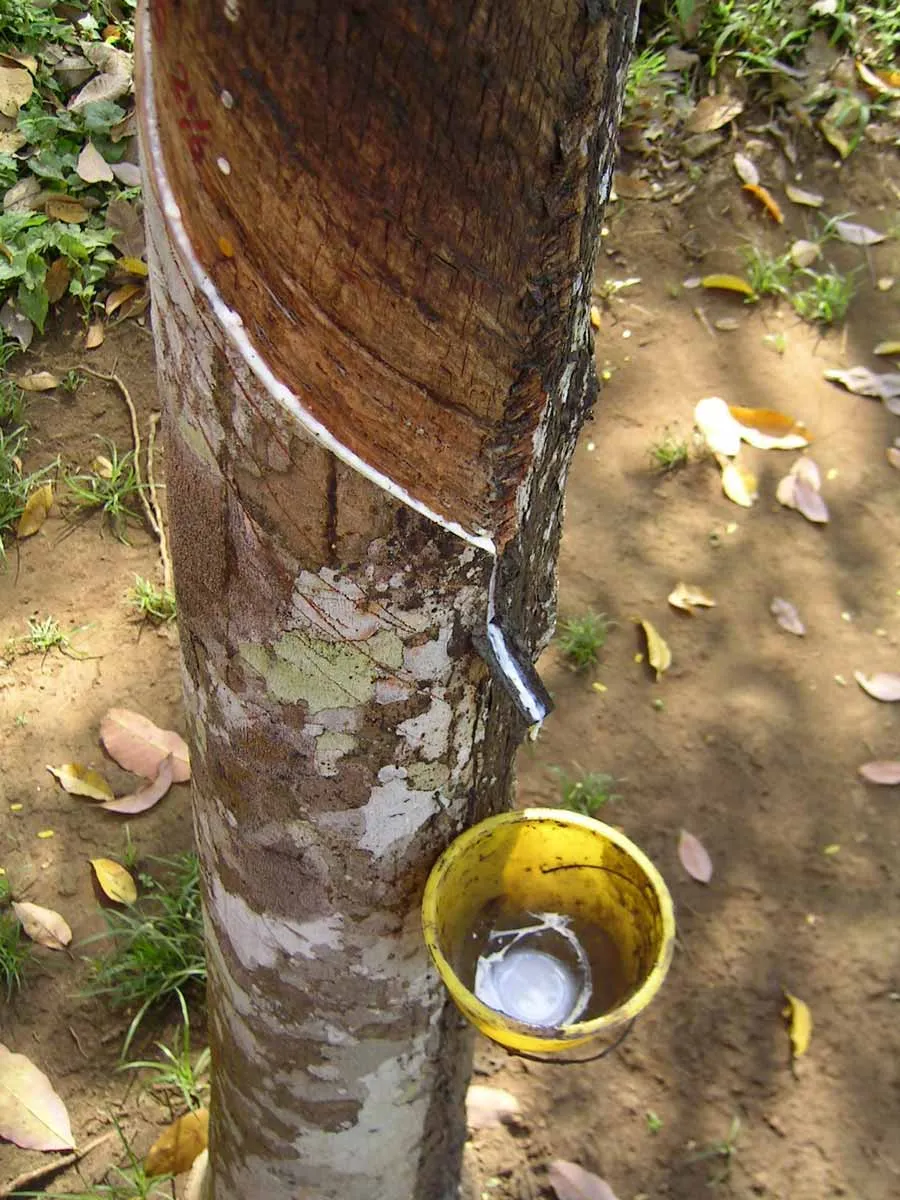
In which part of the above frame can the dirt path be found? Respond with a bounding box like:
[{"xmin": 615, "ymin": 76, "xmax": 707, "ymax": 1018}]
[{"xmin": 2, "ymin": 136, "xmax": 899, "ymax": 1198}]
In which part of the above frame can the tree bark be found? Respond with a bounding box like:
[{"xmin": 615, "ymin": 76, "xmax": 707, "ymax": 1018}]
[{"xmin": 137, "ymin": 1, "xmax": 637, "ymax": 1197}]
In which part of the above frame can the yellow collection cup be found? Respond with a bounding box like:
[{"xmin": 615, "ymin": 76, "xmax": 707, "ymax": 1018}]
[{"xmin": 422, "ymin": 808, "xmax": 675, "ymax": 1056}]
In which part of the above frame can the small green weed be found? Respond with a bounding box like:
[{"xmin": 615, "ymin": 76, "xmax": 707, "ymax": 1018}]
[
  {"xmin": 66, "ymin": 441, "xmax": 145, "ymax": 542},
  {"xmin": 121, "ymin": 992, "xmax": 210, "ymax": 1113},
  {"xmin": 0, "ymin": 378, "xmax": 26, "ymax": 430},
  {"xmin": 557, "ymin": 612, "xmax": 610, "ymax": 671},
  {"xmin": 127, "ymin": 575, "xmax": 177, "ymax": 623},
  {"xmin": 791, "ymin": 268, "xmax": 855, "ymax": 325},
  {"xmin": 625, "ymin": 46, "xmax": 669, "ymax": 110},
  {"xmin": 740, "ymin": 245, "xmax": 792, "ymax": 298},
  {"xmin": 649, "ymin": 427, "xmax": 689, "ymax": 472},
  {"xmin": 555, "ymin": 767, "xmax": 619, "ymax": 816},
  {"xmin": 60, "ymin": 368, "xmax": 85, "ymax": 394},
  {"xmin": 0, "ymin": 896, "xmax": 30, "ymax": 999},
  {"xmin": 8, "ymin": 614, "xmax": 92, "ymax": 661},
  {"xmin": 84, "ymin": 853, "xmax": 206, "ymax": 1057},
  {"xmin": 685, "ymin": 1115, "xmax": 742, "ymax": 1186},
  {"xmin": 646, "ymin": 1109, "xmax": 664, "ymax": 1134}
]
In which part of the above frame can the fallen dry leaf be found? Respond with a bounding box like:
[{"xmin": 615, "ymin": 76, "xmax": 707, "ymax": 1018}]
[
  {"xmin": 44, "ymin": 195, "xmax": 89, "ymax": 224},
  {"xmin": 776, "ymin": 458, "xmax": 829, "ymax": 523},
  {"xmin": 694, "ymin": 396, "xmax": 742, "ymax": 456},
  {"xmin": 0, "ymin": 1044, "xmax": 75, "ymax": 1151},
  {"xmin": 700, "ymin": 273, "xmax": 756, "ymax": 298},
  {"xmin": 732, "ymin": 152, "xmax": 759, "ymax": 186},
  {"xmin": 824, "ymin": 366, "xmax": 900, "ymax": 412},
  {"xmin": 12, "ymin": 901, "xmax": 72, "ymax": 950},
  {"xmin": 856, "ymin": 59, "xmax": 900, "ymax": 96},
  {"xmin": 85, "ymin": 321, "xmax": 105, "ymax": 349},
  {"xmin": 0, "ymin": 66, "xmax": 33, "ymax": 116},
  {"xmin": 668, "ymin": 582, "xmax": 716, "ymax": 614},
  {"xmin": 44, "ymin": 258, "xmax": 71, "ymax": 304},
  {"xmin": 17, "ymin": 483, "xmax": 53, "ymax": 538},
  {"xmin": 145, "ymin": 1107, "xmax": 209, "ymax": 1177},
  {"xmin": 834, "ymin": 219, "xmax": 886, "ymax": 247},
  {"xmin": 789, "ymin": 239, "xmax": 821, "ymax": 269},
  {"xmin": 770, "ymin": 597, "xmax": 805, "ymax": 636},
  {"xmin": 91, "ymin": 858, "xmax": 137, "ymax": 905},
  {"xmin": 784, "ymin": 184, "xmax": 824, "ymax": 208},
  {"xmin": 47, "ymin": 763, "xmax": 114, "ymax": 802},
  {"xmin": 721, "ymin": 458, "xmax": 758, "ymax": 508},
  {"xmin": 68, "ymin": 43, "xmax": 132, "ymax": 112},
  {"xmin": 888, "ymin": 447, "xmax": 900, "ymax": 471},
  {"xmin": 16, "ymin": 371, "xmax": 59, "ymax": 392},
  {"xmin": 548, "ymin": 1160, "xmax": 620, "ymax": 1200},
  {"xmin": 678, "ymin": 829, "xmax": 713, "ymax": 883},
  {"xmin": 874, "ymin": 341, "xmax": 900, "ymax": 357},
  {"xmin": 184, "ymin": 1148, "xmax": 209, "ymax": 1200},
  {"xmin": 685, "ymin": 94, "xmax": 743, "ymax": 134},
  {"xmin": 640, "ymin": 619, "xmax": 671, "ymax": 680},
  {"xmin": 76, "ymin": 140, "xmax": 113, "ymax": 184},
  {"xmin": 102, "ymin": 754, "xmax": 175, "ymax": 815},
  {"xmin": 105, "ymin": 282, "xmax": 143, "ymax": 317},
  {"xmin": 728, "ymin": 406, "xmax": 810, "ymax": 450},
  {"xmin": 466, "ymin": 1085, "xmax": 521, "ymax": 1130},
  {"xmin": 111, "ymin": 160, "xmax": 142, "ymax": 188},
  {"xmin": 854, "ymin": 671, "xmax": 900, "ymax": 702},
  {"xmin": 100, "ymin": 708, "xmax": 191, "ymax": 782},
  {"xmin": 858, "ymin": 761, "xmax": 900, "ymax": 785},
  {"xmin": 743, "ymin": 182, "xmax": 783, "ymax": 223},
  {"xmin": 783, "ymin": 991, "xmax": 812, "ymax": 1059}
]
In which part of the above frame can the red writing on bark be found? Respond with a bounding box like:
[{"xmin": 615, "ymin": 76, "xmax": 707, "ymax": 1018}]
[{"xmin": 171, "ymin": 62, "xmax": 211, "ymax": 166}]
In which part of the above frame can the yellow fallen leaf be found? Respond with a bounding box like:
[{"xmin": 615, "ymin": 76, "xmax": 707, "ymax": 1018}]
[
  {"xmin": 91, "ymin": 858, "xmax": 137, "ymax": 904},
  {"xmin": 668, "ymin": 582, "xmax": 716, "ymax": 613},
  {"xmin": 105, "ymin": 282, "xmax": 143, "ymax": 316},
  {"xmin": 16, "ymin": 371, "xmax": 60, "ymax": 392},
  {"xmin": 37, "ymin": 829, "xmax": 55, "ymax": 839},
  {"xmin": 9, "ymin": 803, "xmax": 22, "ymax": 812},
  {"xmin": 640, "ymin": 619, "xmax": 671, "ymax": 680},
  {"xmin": 145, "ymin": 1108, "xmax": 209, "ymax": 1177},
  {"xmin": 874, "ymin": 340, "xmax": 900, "ymax": 356},
  {"xmin": 117, "ymin": 256, "xmax": 148, "ymax": 277},
  {"xmin": 742, "ymin": 182, "xmax": 784, "ymax": 224},
  {"xmin": 701, "ymin": 273, "xmax": 756, "ymax": 299},
  {"xmin": 728, "ymin": 405, "xmax": 811, "ymax": 449},
  {"xmin": 590, "ymin": 305, "xmax": 601, "ymax": 329},
  {"xmin": 591, "ymin": 681, "xmax": 607, "ymax": 693},
  {"xmin": 721, "ymin": 460, "xmax": 758, "ymax": 508},
  {"xmin": 17, "ymin": 483, "xmax": 53, "ymax": 537},
  {"xmin": 783, "ymin": 990, "xmax": 812, "ymax": 1058},
  {"xmin": 47, "ymin": 763, "xmax": 114, "ymax": 802},
  {"xmin": 823, "ymin": 843, "xmax": 840, "ymax": 855}
]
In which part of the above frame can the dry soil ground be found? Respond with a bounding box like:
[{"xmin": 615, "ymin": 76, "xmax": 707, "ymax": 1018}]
[{"xmin": 1, "ymin": 132, "xmax": 899, "ymax": 1199}]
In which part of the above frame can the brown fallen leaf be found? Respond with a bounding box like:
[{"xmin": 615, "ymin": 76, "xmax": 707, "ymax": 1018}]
[
  {"xmin": 12, "ymin": 901, "xmax": 72, "ymax": 950},
  {"xmin": 685, "ymin": 94, "xmax": 743, "ymax": 134},
  {"xmin": 111, "ymin": 160, "xmax": 142, "ymax": 188},
  {"xmin": 105, "ymin": 282, "xmax": 143, "ymax": 317},
  {"xmin": 854, "ymin": 671, "xmax": 900, "ymax": 702},
  {"xmin": 17, "ymin": 371, "xmax": 59, "ymax": 392},
  {"xmin": 76, "ymin": 141, "xmax": 113, "ymax": 184},
  {"xmin": 858, "ymin": 761, "xmax": 900, "ymax": 785},
  {"xmin": 640, "ymin": 619, "xmax": 671, "ymax": 680},
  {"xmin": 145, "ymin": 1108, "xmax": 209, "ymax": 1177},
  {"xmin": 834, "ymin": 219, "xmax": 886, "ymax": 247},
  {"xmin": 85, "ymin": 321, "xmax": 105, "ymax": 349},
  {"xmin": 783, "ymin": 990, "xmax": 811, "ymax": 1059},
  {"xmin": 47, "ymin": 762, "xmax": 114, "ymax": 801},
  {"xmin": 0, "ymin": 1044, "xmax": 75, "ymax": 1151},
  {"xmin": 668, "ymin": 582, "xmax": 716, "ymax": 614},
  {"xmin": 17, "ymin": 483, "xmax": 53, "ymax": 538},
  {"xmin": 888, "ymin": 447, "xmax": 900, "ymax": 471},
  {"xmin": 678, "ymin": 829, "xmax": 712, "ymax": 883},
  {"xmin": 0, "ymin": 66, "xmax": 33, "ymax": 117},
  {"xmin": 44, "ymin": 195, "xmax": 90, "ymax": 224},
  {"xmin": 68, "ymin": 43, "xmax": 132, "ymax": 112},
  {"xmin": 824, "ymin": 366, "xmax": 900, "ymax": 411},
  {"xmin": 91, "ymin": 858, "xmax": 137, "ymax": 904},
  {"xmin": 770, "ymin": 597, "xmax": 805, "ymax": 636},
  {"xmin": 44, "ymin": 258, "xmax": 71, "ymax": 304},
  {"xmin": 100, "ymin": 707, "xmax": 191, "ymax": 782},
  {"xmin": 466, "ymin": 1084, "xmax": 521, "ymax": 1130},
  {"xmin": 102, "ymin": 754, "xmax": 174, "ymax": 814}
]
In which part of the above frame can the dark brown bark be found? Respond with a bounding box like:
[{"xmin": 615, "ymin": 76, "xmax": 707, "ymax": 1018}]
[{"xmin": 139, "ymin": 1, "xmax": 637, "ymax": 1197}]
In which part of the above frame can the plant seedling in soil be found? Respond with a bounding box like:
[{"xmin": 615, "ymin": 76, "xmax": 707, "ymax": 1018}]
[
  {"xmin": 127, "ymin": 575, "xmax": 177, "ymax": 623},
  {"xmin": 649, "ymin": 427, "xmax": 690, "ymax": 472},
  {"xmin": 557, "ymin": 611, "xmax": 610, "ymax": 670},
  {"xmin": 646, "ymin": 1109, "xmax": 664, "ymax": 1134},
  {"xmin": 0, "ymin": 378, "xmax": 26, "ymax": 431},
  {"xmin": 121, "ymin": 991, "xmax": 210, "ymax": 1114},
  {"xmin": 554, "ymin": 767, "xmax": 620, "ymax": 816},
  {"xmin": 625, "ymin": 46, "xmax": 669, "ymax": 110},
  {"xmin": 66, "ymin": 441, "xmax": 145, "ymax": 542},
  {"xmin": 0, "ymin": 883, "xmax": 31, "ymax": 998},
  {"xmin": 60, "ymin": 368, "xmax": 85, "ymax": 395},
  {"xmin": 684, "ymin": 1114, "xmax": 742, "ymax": 1186},
  {"xmin": 791, "ymin": 268, "xmax": 856, "ymax": 325},
  {"xmin": 740, "ymin": 245, "xmax": 792, "ymax": 298},
  {"xmin": 83, "ymin": 853, "xmax": 206, "ymax": 1057},
  {"xmin": 8, "ymin": 614, "xmax": 90, "ymax": 661}
]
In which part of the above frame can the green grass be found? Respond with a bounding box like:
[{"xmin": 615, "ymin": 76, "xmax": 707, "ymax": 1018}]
[
  {"xmin": 66, "ymin": 441, "xmax": 145, "ymax": 542},
  {"xmin": 740, "ymin": 245, "xmax": 793, "ymax": 298},
  {"xmin": 557, "ymin": 611, "xmax": 610, "ymax": 671},
  {"xmin": 127, "ymin": 575, "xmax": 177, "ymax": 623},
  {"xmin": 684, "ymin": 1114, "xmax": 742, "ymax": 1186},
  {"xmin": 84, "ymin": 853, "xmax": 206, "ymax": 1058},
  {"xmin": 791, "ymin": 268, "xmax": 856, "ymax": 325},
  {"xmin": 0, "ymin": 897, "xmax": 31, "ymax": 999},
  {"xmin": 60, "ymin": 368, "xmax": 85, "ymax": 394},
  {"xmin": 648, "ymin": 427, "xmax": 690, "ymax": 472},
  {"xmin": 555, "ymin": 768, "xmax": 619, "ymax": 817},
  {"xmin": 625, "ymin": 46, "xmax": 669, "ymax": 110},
  {"xmin": 121, "ymin": 991, "xmax": 210, "ymax": 1114},
  {"xmin": 23, "ymin": 615, "xmax": 71, "ymax": 654}
]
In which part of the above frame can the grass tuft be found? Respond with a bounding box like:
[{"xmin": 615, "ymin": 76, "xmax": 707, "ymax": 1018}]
[
  {"xmin": 127, "ymin": 575, "xmax": 177, "ymax": 623},
  {"xmin": 649, "ymin": 427, "xmax": 690, "ymax": 472},
  {"xmin": 65, "ymin": 440, "xmax": 145, "ymax": 543},
  {"xmin": 557, "ymin": 611, "xmax": 610, "ymax": 671},
  {"xmin": 555, "ymin": 768, "xmax": 620, "ymax": 817}
]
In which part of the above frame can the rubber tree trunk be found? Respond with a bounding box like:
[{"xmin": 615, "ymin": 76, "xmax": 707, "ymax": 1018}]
[{"xmin": 137, "ymin": 1, "xmax": 638, "ymax": 1197}]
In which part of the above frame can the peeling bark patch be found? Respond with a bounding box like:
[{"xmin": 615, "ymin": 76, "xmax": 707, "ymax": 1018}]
[
  {"xmin": 239, "ymin": 629, "xmax": 403, "ymax": 712},
  {"xmin": 209, "ymin": 876, "xmax": 344, "ymax": 968},
  {"xmin": 315, "ymin": 731, "xmax": 357, "ymax": 777},
  {"xmin": 397, "ymin": 695, "xmax": 452, "ymax": 762}
]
